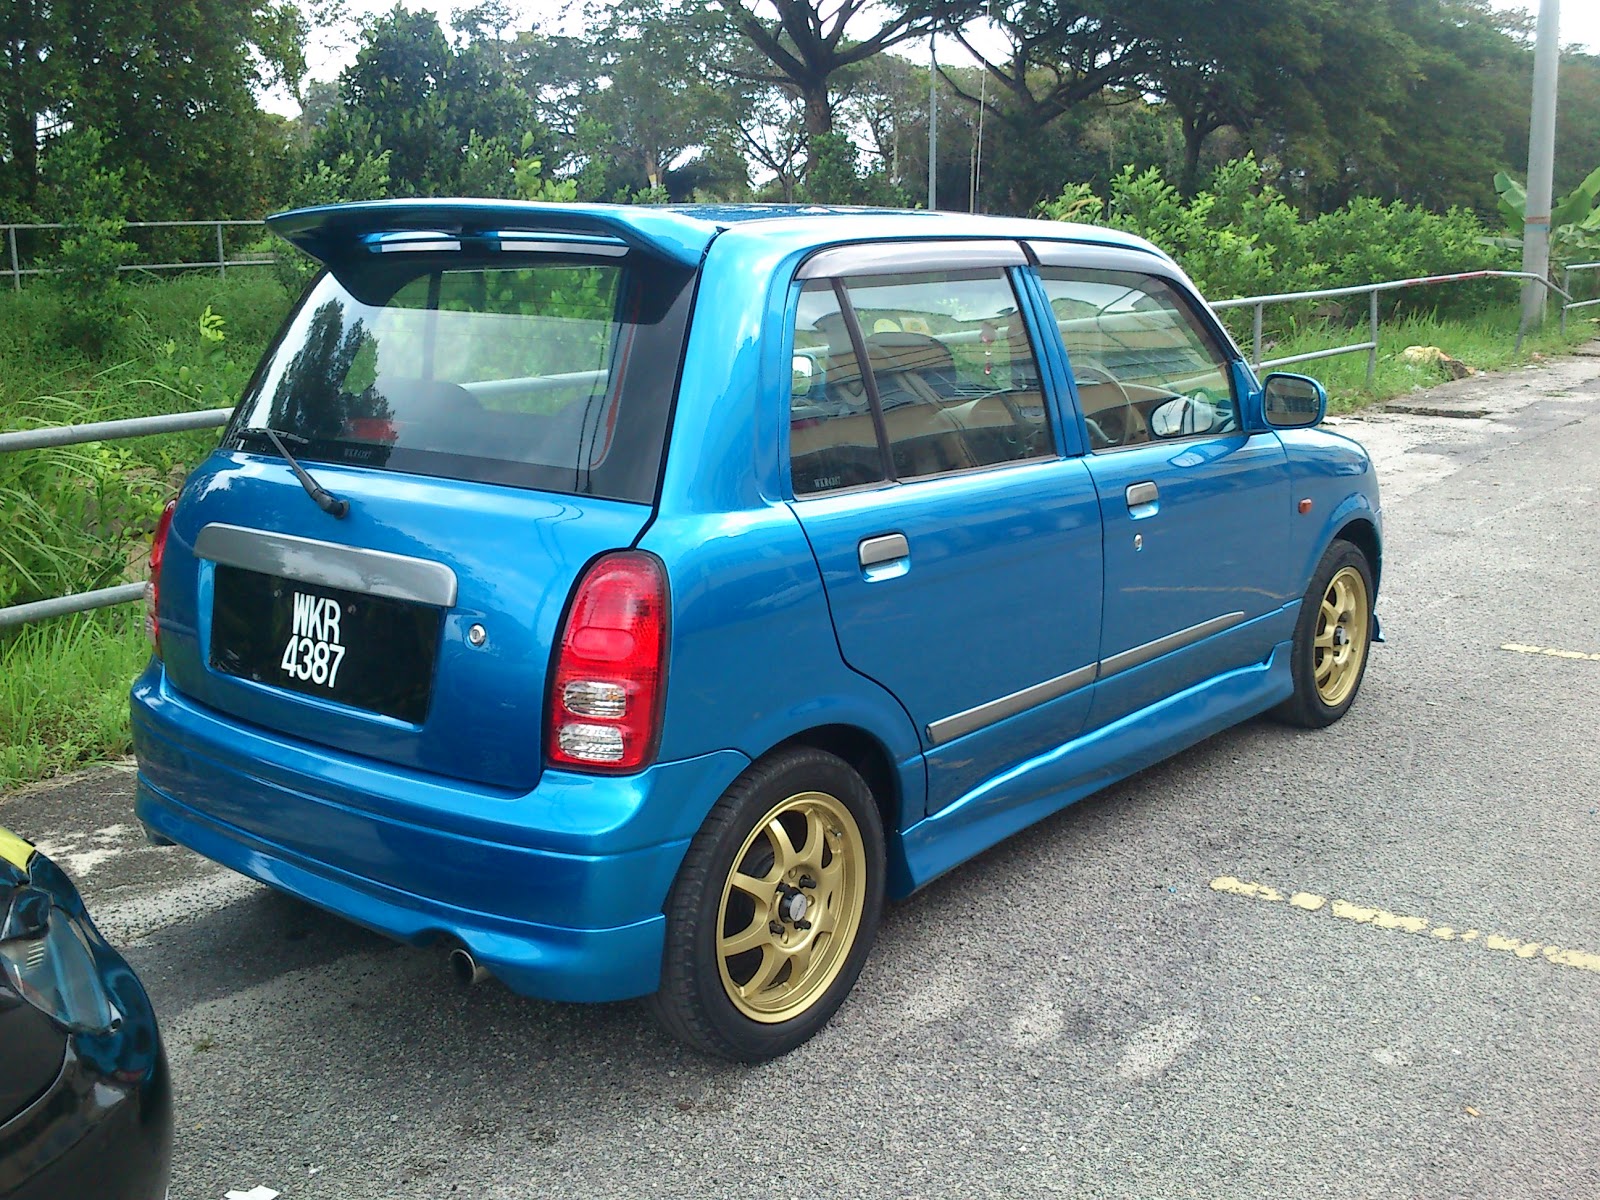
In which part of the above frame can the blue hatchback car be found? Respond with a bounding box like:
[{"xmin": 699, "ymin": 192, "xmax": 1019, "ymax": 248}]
[{"xmin": 131, "ymin": 201, "xmax": 1381, "ymax": 1060}]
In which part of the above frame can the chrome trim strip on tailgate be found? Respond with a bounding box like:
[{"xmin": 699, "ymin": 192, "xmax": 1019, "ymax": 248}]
[
  {"xmin": 1098, "ymin": 611, "xmax": 1245, "ymax": 679},
  {"xmin": 194, "ymin": 524, "xmax": 458, "ymax": 608},
  {"xmin": 927, "ymin": 663, "xmax": 1097, "ymax": 745}
]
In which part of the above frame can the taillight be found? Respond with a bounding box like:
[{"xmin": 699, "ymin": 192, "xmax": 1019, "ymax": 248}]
[
  {"xmin": 547, "ymin": 552, "xmax": 668, "ymax": 773},
  {"xmin": 145, "ymin": 499, "xmax": 176, "ymax": 654}
]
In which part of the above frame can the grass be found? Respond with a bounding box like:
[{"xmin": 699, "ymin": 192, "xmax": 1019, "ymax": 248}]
[
  {"xmin": 0, "ymin": 273, "xmax": 1595, "ymax": 793},
  {"xmin": 0, "ymin": 608, "xmax": 151, "ymax": 788},
  {"xmin": 1, "ymin": 268, "xmax": 290, "ymax": 792},
  {"xmin": 0, "ymin": 274, "xmax": 291, "ymax": 605},
  {"xmin": 1248, "ymin": 305, "xmax": 1598, "ymax": 412}
]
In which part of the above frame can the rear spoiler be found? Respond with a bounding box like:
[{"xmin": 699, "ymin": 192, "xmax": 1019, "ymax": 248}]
[{"xmin": 266, "ymin": 199, "xmax": 720, "ymax": 269}]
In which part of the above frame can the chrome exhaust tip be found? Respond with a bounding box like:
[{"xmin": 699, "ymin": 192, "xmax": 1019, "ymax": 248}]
[{"xmin": 448, "ymin": 947, "xmax": 490, "ymax": 988}]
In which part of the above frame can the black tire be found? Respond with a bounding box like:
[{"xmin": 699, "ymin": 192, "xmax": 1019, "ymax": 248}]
[
  {"xmin": 647, "ymin": 747, "xmax": 886, "ymax": 1062},
  {"xmin": 1273, "ymin": 538, "xmax": 1375, "ymax": 728}
]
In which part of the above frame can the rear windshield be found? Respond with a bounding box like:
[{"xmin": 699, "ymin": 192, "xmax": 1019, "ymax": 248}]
[{"xmin": 226, "ymin": 253, "xmax": 693, "ymax": 501}]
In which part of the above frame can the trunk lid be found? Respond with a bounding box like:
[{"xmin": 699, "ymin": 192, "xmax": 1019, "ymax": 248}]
[
  {"xmin": 158, "ymin": 455, "xmax": 652, "ymax": 790},
  {"xmin": 150, "ymin": 218, "xmax": 698, "ymax": 791}
]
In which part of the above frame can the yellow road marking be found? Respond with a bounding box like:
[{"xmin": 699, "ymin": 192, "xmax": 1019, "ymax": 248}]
[
  {"xmin": 1209, "ymin": 875, "xmax": 1600, "ymax": 975},
  {"xmin": 1500, "ymin": 642, "xmax": 1600, "ymax": 662}
]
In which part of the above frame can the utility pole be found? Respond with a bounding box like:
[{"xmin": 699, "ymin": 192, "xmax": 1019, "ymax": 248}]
[
  {"xmin": 928, "ymin": 35, "xmax": 938, "ymax": 211},
  {"xmin": 1521, "ymin": 0, "xmax": 1561, "ymax": 330}
]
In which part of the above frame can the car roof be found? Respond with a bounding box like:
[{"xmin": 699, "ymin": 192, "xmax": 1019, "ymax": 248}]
[{"xmin": 267, "ymin": 199, "xmax": 1169, "ymax": 271}]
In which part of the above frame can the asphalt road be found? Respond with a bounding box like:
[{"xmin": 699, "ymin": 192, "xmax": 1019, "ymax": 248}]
[{"xmin": 5, "ymin": 348, "xmax": 1600, "ymax": 1200}]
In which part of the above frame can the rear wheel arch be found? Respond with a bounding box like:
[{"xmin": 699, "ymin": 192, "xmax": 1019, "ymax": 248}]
[
  {"xmin": 649, "ymin": 742, "xmax": 887, "ymax": 1059},
  {"xmin": 769, "ymin": 724, "xmax": 903, "ymax": 838}
]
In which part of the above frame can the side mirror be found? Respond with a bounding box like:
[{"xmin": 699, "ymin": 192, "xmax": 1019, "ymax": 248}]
[
  {"xmin": 1263, "ymin": 372, "xmax": 1327, "ymax": 428},
  {"xmin": 791, "ymin": 355, "xmax": 815, "ymax": 398}
]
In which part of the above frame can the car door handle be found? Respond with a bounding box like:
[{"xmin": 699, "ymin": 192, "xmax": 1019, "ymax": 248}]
[
  {"xmin": 1125, "ymin": 481, "xmax": 1159, "ymax": 509},
  {"xmin": 858, "ymin": 533, "xmax": 909, "ymax": 569}
]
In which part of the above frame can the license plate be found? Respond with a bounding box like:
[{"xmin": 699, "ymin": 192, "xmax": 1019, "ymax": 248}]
[{"xmin": 210, "ymin": 565, "xmax": 441, "ymax": 723}]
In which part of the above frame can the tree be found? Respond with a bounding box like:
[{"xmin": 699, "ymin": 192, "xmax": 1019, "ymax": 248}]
[
  {"xmin": 945, "ymin": 2, "xmax": 1154, "ymax": 132},
  {"xmin": 727, "ymin": 79, "xmax": 809, "ymax": 201},
  {"xmin": 526, "ymin": 0, "xmax": 730, "ymax": 200},
  {"xmin": 41, "ymin": 126, "xmax": 137, "ymax": 351},
  {"xmin": 1550, "ymin": 52, "xmax": 1600, "ymax": 200},
  {"xmin": 686, "ymin": 0, "xmax": 979, "ymax": 167},
  {"xmin": 939, "ymin": 1, "xmax": 1176, "ymax": 210},
  {"xmin": 1485, "ymin": 164, "xmax": 1600, "ymax": 268},
  {"xmin": 0, "ymin": 0, "xmax": 62, "ymax": 214},
  {"xmin": 1312, "ymin": 0, "xmax": 1521, "ymax": 212},
  {"xmin": 593, "ymin": 3, "xmax": 724, "ymax": 191},
  {"xmin": 1, "ymin": 0, "xmax": 307, "ymax": 217},
  {"xmin": 1139, "ymin": 0, "xmax": 1327, "ymax": 196},
  {"xmin": 313, "ymin": 6, "xmax": 540, "ymax": 197},
  {"xmin": 796, "ymin": 130, "xmax": 908, "ymax": 204}
]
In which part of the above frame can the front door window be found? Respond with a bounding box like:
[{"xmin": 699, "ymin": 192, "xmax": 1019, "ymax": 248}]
[{"xmin": 1036, "ymin": 268, "xmax": 1236, "ymax": 451}]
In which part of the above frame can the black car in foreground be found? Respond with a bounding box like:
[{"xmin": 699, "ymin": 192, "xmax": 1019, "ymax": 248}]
[{"xmin": 0, "ymin": 826, "xmax": 171, "ymax": 1200}]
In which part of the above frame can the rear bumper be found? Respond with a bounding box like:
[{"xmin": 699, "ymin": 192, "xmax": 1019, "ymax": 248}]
[{"xmin": 130, "ymin": 662, "xmax": 749, "ymax": 1003}]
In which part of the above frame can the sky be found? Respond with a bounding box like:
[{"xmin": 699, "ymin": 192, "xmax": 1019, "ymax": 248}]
[{"xmin": 275, "ymin": 0, "xmax": 1598, "ymax": 112}]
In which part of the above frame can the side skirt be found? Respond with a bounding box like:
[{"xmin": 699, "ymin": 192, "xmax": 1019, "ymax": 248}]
[{"xmin": 889, "ymin": 640, "xmax": 1294, "ymax": 897}]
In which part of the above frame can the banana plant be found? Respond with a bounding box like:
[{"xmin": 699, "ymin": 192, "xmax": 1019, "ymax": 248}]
[{"xmin": 1480, "ymin": 164, "xmax": 1600, "ymax": 265}]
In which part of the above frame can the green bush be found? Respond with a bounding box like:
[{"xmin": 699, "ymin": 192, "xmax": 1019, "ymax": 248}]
[
  {"xmin": 271, "ymin": 148, "xmax": 392, "ymax": 297},
  {"xmin": 40, "ymin": 128, "xmax": 138, "ymax": 354},
  {"xmin": 1039, "ymin": 156, "xmax": 1514, "ymax": 337},
  {"xmin": 1308, "ymin": 199, "xmax": 1512, "ymax": 317}
]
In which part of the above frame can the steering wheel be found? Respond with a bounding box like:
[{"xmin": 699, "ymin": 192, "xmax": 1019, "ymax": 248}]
[
  {"xmin": 1073, "ymin": 363, "xmax": 1138, "ymax": 449},
  {"xmin": 957, "ymin": 386, "xmax": 1034, "ymax": 450}
]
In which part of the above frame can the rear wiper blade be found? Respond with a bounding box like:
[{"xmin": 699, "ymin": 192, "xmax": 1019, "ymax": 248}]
[{"xmin": 238, "ymin": 426, "xmax": 349, "ymax": 519}]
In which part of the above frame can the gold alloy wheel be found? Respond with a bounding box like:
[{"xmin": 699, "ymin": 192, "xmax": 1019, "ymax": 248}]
[
  {"xmin": 716, "ymin": 790, "xmax": 866, "ymax": 1024},
  {"xmin": 1314, "ymin": 565, "xmax": 1370, "ymax": 707}
]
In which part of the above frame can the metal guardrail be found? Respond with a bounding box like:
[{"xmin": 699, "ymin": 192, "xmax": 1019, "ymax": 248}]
[
  {"xmin": 0, "ymin": 409, "xmax": 232, "ymax": 629},
  {"xmin": 0, "ymin": 266, "xmax": 1584, "ymax": 629},
  {"xmin": 0, "ymin": 408, "xmax": 233, "ymax": 456},
  {"xmin": 1212, "ymin": 269, "xmax": 1573, "ymax": 384},
  {"xmin": 1561, "ymin": 262, "xmax": 1600, "ymax": 336},
  {"xmin": 3, "ymin": 220, "xmax": 274, "ymax": 291}
]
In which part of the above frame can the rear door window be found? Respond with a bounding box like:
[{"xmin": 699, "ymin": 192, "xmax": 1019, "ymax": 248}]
[
  {"xmin": 227, "ymin": 254, "xmax": 693, "ymax": 501},
  {"xmin": 790, "ymin": 265, "xmax": 1052, "ymax": 496}
]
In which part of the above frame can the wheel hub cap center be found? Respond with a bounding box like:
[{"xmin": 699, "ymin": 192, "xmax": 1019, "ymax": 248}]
[
  {"xmin": 780, "ymin": 888, "xmax": 810, "ymax": 923},
  {"xmin": 1332, "ymin": 625, "xmax": 1349, "ymax": 648}
]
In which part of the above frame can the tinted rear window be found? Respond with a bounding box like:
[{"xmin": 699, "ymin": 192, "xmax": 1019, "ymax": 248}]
[{"xmin": 226, "ymin": 253, "xmax": 694, "ymax": 501}]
